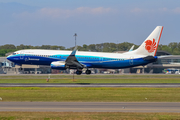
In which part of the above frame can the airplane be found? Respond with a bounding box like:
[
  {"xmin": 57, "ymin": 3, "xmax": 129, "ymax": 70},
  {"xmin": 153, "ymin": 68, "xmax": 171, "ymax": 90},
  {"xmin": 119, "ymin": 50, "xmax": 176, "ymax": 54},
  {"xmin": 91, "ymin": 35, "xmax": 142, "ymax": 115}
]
[{"xmin": 7, "ymin": 26, "xmax": 163, "ymax": 75}]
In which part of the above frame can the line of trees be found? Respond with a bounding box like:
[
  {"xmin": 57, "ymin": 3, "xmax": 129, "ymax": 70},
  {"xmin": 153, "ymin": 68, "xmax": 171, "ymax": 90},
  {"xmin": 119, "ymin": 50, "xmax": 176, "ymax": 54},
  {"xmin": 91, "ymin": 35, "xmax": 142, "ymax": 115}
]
[{"xmin": 0, "ymin": 42, "xmax": 180, "ymax": 56}]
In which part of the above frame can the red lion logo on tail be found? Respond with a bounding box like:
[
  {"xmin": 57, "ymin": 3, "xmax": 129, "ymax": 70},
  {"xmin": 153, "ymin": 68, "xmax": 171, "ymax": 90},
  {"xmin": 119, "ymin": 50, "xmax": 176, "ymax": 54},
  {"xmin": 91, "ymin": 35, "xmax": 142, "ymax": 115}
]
[{"xmin": 145, "ymin": 39, "xmax": 156, "ymax": 53}]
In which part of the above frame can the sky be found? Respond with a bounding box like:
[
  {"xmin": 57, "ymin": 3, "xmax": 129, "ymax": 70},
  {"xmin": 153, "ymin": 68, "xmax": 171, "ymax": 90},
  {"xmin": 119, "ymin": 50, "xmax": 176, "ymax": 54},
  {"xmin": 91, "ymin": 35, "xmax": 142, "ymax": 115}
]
[{"xmin": 0, "ymin": 0, "xmax": 180, "ymax": 48}]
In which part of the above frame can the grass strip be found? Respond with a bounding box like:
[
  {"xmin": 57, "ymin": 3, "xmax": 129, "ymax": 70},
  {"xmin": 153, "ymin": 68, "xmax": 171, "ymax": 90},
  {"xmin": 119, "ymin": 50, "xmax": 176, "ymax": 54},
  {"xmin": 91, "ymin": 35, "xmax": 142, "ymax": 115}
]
[
  {"xmin": 1, "ymin": 78, "xmax": 180, "ymax": 83},
  {"xmin": 1, "ymin": 74, "xmax": 180, "ymax": 79},
  {"xmin": 0, "ymin": 87, "xmax": 180, "ymax": 102},
  {"xmin": 0, "ymin": 112, "xmax": 180, "ymax": 120}
]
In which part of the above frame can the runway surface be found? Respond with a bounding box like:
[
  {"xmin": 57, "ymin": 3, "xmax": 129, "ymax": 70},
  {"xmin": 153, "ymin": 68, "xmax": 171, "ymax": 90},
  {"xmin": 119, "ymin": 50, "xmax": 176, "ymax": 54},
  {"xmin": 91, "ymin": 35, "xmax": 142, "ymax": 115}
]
[
  {"xmin": 1, "ymin": 102, "xmax": 180, "ymax": 112},
  {"xmin": 1, "ymin": 83, "xmax": 180, "ymax": 87}
]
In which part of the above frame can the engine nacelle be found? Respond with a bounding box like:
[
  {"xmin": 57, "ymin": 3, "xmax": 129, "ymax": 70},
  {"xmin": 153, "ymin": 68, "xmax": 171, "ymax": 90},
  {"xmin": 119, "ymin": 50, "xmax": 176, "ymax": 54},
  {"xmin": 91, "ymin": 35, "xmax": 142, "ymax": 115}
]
[{"xmin": 51, "ymin": 61, "xmax": 66, "ymax": 70}]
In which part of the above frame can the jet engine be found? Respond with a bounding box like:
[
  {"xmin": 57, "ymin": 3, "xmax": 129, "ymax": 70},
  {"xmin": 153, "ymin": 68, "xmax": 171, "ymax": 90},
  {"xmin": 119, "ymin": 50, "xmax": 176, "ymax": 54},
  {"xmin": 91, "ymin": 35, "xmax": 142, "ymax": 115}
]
[{"xmin": 51, "ymin": 61, "xmax": 66, "ymax": 70}]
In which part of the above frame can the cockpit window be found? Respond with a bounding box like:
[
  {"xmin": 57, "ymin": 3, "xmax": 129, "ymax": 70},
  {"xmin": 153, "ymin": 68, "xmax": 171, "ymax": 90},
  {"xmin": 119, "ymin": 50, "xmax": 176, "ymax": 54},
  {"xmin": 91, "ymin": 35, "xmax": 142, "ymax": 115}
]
[{"xmin": 13, "ymin": 53, "xmax": 16, "ymax": 55}]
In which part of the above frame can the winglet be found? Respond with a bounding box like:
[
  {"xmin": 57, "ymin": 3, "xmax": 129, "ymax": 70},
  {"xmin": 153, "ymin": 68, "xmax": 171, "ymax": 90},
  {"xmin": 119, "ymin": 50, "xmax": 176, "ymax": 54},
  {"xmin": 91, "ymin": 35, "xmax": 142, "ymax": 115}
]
[{"xmin": 70, "ymin": 46, "xmax": 78, "ymax": 56}]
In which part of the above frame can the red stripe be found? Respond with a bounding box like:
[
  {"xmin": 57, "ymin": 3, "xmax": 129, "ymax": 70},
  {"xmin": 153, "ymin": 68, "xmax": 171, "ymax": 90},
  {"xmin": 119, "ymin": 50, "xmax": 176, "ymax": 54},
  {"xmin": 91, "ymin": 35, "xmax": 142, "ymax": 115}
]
[{"xmin": 154, "ymin": 26, "xmax": 163, "ymax": 56}]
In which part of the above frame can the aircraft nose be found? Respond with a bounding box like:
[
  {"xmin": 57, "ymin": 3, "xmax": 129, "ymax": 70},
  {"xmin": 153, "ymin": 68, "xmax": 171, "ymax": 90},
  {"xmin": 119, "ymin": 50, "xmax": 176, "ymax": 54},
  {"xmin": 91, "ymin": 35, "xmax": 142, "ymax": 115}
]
[{"xmin": 7, "ymin": 56, "xmax": 12, "ymax": 61}]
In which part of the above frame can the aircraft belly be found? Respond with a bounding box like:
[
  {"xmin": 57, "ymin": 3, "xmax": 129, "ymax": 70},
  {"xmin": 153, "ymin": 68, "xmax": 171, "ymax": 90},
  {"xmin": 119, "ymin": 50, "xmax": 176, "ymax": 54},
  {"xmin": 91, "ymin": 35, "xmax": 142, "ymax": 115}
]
[{"xmin": 89, "ymin": 61, "xmax": 129, "ymax": 69}]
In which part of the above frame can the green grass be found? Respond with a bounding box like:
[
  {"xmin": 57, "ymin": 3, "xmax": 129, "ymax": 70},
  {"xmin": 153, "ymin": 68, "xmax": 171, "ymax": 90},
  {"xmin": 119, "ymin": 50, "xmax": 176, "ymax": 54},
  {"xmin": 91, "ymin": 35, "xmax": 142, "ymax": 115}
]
[
  {"xmin": 0, "ymin": 87, "xmax": 180, "ymax": 102},
  {"xmin": 1, "ymin": 74, "xmax": 180, "ymax": 83},
  {"xmin": 0, "ymin": 78, "xmax": 180, "ymax": 83},
  {"xmin": 1, "ymin": 74, "xmax": 180, "ymax": 79},
  {"xmin": 0, "ymin": 112, "xmax": 180, "ymax": 120}
]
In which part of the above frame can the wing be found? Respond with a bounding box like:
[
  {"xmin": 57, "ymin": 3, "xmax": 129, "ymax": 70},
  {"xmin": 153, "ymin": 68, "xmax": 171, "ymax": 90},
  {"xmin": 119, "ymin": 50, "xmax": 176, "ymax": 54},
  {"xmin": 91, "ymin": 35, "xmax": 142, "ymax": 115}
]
[{"xmin": 65, "ymin": 46, "xmax": 85, "ymax": 69}]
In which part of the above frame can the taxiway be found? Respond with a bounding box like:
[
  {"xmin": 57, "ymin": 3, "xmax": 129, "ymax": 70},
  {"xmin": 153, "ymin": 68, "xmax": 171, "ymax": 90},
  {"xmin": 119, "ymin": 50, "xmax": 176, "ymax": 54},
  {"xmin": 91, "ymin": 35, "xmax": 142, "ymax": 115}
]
[{"xmin": 1, "ymin": 102, "xmax": 180, "ymax": 112}]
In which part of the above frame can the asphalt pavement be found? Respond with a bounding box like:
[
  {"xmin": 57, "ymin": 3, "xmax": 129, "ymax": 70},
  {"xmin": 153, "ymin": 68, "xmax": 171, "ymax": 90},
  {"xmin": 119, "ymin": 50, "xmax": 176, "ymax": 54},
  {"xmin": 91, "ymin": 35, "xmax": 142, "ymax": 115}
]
[{"xmin": 1, "ymin": 102, "xmax": 180, "ymax": 112}]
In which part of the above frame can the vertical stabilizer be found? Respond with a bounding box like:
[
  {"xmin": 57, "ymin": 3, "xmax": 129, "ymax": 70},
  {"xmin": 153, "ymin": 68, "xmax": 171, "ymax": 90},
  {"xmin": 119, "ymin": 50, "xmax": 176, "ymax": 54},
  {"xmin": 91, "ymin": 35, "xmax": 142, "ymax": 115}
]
[{"xmin": 134, "ymin": 26, "xmax": 163, "ymax": 56}]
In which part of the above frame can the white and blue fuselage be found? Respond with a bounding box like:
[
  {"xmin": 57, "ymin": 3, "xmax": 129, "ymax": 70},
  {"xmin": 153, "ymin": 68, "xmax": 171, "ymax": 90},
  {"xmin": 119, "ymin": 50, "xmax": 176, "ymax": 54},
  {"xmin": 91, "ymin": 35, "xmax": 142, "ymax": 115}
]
[
  {"xmin": 7, "ymin": 26, "xmax": 163, "ymax": 74},
  {"xmin": 7, "ymin": 49, "xmax": 156, "ymax": 69}
]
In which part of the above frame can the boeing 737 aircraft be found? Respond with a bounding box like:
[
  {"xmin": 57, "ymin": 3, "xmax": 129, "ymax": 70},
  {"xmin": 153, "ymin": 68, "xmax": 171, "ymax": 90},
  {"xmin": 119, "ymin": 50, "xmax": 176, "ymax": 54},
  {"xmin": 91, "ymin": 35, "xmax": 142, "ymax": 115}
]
[{"xmin": 7, "ymin": 26, "xmax": 163, "ymax": 75}]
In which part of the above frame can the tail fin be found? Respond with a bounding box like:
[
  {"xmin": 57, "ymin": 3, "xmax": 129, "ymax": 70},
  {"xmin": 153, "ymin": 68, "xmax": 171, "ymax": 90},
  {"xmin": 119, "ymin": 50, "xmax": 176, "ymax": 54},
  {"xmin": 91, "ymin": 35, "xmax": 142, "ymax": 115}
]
[{"xmin": 134, "ymin": 26, "xmax": 163, "ymax": 56}]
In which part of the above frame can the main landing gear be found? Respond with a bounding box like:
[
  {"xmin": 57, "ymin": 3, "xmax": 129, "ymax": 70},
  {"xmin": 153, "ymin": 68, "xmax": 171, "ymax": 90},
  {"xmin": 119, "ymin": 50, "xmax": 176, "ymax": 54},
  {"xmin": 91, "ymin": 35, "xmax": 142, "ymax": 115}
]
[
  {"xmin": 76, "ymin": 70, "xmax": 82, "ymax": 75},
  {"xmin": 85, "ymin": 69, "xmax": 91, "ymax": 75},
  {"xmin": 75, "ymin": 69, "xmax": 91, "ymax": 75},
  {"xmin": 20, "ymin": 68, "xmax": 23, "ymax": 71}
]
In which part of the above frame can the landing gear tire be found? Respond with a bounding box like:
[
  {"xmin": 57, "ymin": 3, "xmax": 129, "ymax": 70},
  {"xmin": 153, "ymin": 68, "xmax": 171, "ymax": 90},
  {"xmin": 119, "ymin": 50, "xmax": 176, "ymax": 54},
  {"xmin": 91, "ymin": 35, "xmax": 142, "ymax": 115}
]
[
  {"xmin": 76, "ymin": 70, "xmax": 82, "ymax": 75},
  {"xmin": 85, "ymin": 70, "xmax": 91, "ymax": 75}
]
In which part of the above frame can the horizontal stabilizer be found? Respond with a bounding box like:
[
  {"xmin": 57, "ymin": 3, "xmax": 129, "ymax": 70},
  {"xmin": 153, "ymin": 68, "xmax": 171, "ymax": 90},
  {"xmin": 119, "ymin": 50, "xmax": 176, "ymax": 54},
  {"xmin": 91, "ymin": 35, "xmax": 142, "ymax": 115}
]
[{"xmin": 157, "ymin": 55, "xmax": 172, "ymax": 59}]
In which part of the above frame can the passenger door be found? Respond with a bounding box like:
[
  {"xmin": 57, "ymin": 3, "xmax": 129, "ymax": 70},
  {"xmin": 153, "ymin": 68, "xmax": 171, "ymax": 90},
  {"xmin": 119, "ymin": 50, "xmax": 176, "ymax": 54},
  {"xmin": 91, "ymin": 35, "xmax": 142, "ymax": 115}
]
[
  {"xmin": 129, "ymin": 56, "xmax": 134, "ymax": 65},
  {"xmin": 20, "ymin": 52, "xmax": 24, "ymax": 59}
]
